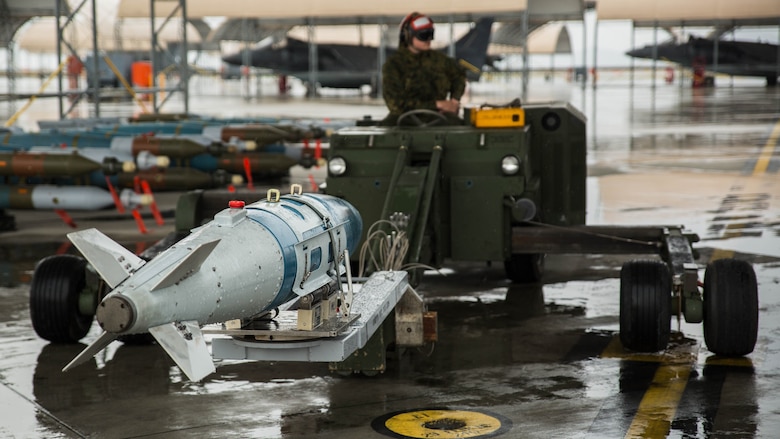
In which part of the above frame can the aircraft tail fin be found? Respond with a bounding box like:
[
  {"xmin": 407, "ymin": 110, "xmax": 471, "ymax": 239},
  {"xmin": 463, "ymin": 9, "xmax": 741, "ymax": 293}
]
[{"xmin": 454, "ymin": 18, "xmax": 494, "ymax": 81}]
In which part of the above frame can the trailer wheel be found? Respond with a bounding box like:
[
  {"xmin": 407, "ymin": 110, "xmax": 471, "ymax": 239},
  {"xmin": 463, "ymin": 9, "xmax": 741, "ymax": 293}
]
[
  {"xmin": 619, "ymin": 259, "xmax": 671, "ymax": 352},
  {"xmin": 504, "ymin": 253, "xmax": 545, "ymax": 283},
  {"xmin": 29, "ymin": 255, "xmax": 93, "ymax": 343},
  {"xmin": 703, "ymin": 259, "xmax": 758, "ymax": 356}
]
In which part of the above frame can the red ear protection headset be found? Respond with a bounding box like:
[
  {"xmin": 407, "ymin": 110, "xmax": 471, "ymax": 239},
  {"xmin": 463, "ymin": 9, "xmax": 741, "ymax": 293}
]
[{"xmin": 400, "ymin": 12, "xmax": 435, "ymax": 45}]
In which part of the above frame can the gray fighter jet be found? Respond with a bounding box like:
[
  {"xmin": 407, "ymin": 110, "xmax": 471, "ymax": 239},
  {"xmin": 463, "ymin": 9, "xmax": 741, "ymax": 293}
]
[
  {"xmin": 626, "ymin": 36, "xmax": 779, "ymax": 86},
  {"xmin": 222, "ymin": 18, "xmax": 494, "ymax": 92}
]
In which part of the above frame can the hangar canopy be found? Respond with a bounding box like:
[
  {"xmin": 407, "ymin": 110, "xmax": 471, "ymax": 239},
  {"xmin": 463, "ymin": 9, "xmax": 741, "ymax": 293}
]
[
  {"xmin": 490, "ymin": 23, "xmax": 572, "ymax": 55},
  {"xmin": 117, "ymin": 0, "xmax": 528, "ymax": 23},
  {"xmin": 16, "ymin": 17, "xmax": 202, "ymax": 53},
  {"xmin": 597, "ymin": 0, "xmax": 780, "ymax": 26},
  {"xmin": 0, "ymin": 0, "xmax": 64, "ymax": 48}
]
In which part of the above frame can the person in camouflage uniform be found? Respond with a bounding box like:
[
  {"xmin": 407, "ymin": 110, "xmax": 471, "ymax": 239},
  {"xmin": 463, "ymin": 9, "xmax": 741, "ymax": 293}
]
[{"xmin": 381, "ymin": 12, "xmax": 466, "ymax": 126}]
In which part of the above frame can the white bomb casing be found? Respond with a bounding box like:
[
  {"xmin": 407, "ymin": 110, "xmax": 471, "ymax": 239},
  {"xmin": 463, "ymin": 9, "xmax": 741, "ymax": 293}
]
[{"xmin": 64, "ymin": 192, "xmax": 363, "ymax": 381}]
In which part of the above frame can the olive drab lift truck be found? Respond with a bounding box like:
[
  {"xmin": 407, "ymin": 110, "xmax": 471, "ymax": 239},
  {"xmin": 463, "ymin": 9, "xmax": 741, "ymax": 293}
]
[{"xmin": 324, "ymin": 103, "xmax": 759, "ymax": 358}]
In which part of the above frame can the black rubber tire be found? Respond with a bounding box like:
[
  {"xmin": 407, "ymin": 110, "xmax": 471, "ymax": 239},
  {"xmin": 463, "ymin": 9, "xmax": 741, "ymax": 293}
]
[
  {"xmin": 29, "ymin": 255, "xmax": 93, "ymax": 343},
  {"xmin": 703, "ymin": 259, "xmax": 758, "ymax": 356},
  {"xmin": 504, "ymin": 253, "xmax": 545, "ymax": 283},
  {"xmin": 619, "ymin": 259, "xmax": 671, "ymax": 352}
]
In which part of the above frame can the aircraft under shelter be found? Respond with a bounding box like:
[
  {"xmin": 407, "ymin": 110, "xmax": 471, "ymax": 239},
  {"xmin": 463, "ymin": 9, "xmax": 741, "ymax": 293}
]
[
  {"xmin": 0, "ymin": 0, "xmax": 778, "ymax": 116},
  {"xmin": 596, "ymin": 0, "xmax": 780, "ymax": 86}
]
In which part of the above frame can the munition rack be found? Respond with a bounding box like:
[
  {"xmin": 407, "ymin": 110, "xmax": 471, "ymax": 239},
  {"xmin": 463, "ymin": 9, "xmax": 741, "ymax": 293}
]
[{"xmin": 204, "ymin": 271, "xmax": 435, "ymax": 375}]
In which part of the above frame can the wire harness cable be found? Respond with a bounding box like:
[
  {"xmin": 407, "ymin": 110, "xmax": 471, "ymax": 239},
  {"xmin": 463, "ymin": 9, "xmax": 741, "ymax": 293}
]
[{"xmin": 357, "ymin": 219, "xmax": 437, "ymax": 277}]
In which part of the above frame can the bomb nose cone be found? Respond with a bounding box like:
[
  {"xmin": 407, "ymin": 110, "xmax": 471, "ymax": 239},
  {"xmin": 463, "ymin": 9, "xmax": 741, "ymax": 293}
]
[{"xmin": 96, "ymin": 295, "xmax": 136, "ymax": 333}]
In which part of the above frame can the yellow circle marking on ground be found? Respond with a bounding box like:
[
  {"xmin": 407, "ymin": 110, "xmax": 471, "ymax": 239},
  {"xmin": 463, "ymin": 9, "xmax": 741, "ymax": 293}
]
[{"xmin": 384, "ymin": 409, "xmax": 502, "ymax": 438}]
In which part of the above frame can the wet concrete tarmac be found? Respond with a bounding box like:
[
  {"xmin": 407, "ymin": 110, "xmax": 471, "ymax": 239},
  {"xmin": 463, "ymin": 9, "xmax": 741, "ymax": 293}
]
[{"xmin": 1, "ymin": 77, "xmax": 779, "ymax": 438}]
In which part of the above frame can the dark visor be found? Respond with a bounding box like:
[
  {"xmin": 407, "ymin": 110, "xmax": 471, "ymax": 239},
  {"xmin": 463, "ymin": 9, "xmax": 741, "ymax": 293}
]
[{"xmin": 413, "ymin": 28, "xmax": 434, "ymax": 42}]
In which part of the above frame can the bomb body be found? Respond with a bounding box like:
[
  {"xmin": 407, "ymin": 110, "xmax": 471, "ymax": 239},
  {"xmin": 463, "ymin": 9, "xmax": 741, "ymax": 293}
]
[{"xmin": 65, "ymin": 192, "xmax": 362, "ymax": 380}]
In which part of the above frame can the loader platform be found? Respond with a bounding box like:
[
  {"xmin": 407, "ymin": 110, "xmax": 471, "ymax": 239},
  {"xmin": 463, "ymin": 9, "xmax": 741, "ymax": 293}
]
[{"xmin": 205, "ymin": 271, "xmax": 432, "ymax": 375}]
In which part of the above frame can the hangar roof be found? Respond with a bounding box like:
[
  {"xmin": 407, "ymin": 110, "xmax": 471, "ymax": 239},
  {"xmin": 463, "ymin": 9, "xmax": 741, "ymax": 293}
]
[
  {"xmin": 597, "ymin": 0, "xmax": 780, "ymax": 27},
  {"xmin": 178, "ymin": 0, "xmax": 584, "ymax": 52},
  {"xmin": 16, "ymin": 17, "xmax": 202, "ymax": 52},
  {"xmin": 0, "ymin": 0, "xmax": 63, "ymax": 47},
  {"xmin": 117, "ymin": 0, "xmax": 530, "ymax": 22},
  {"xmin": 6, "ymin": 0, "xmax": 779, "ymax": 53},
  {"xmin": 2, "ymin": 0, "xmax": 63, "ymax": 17}
]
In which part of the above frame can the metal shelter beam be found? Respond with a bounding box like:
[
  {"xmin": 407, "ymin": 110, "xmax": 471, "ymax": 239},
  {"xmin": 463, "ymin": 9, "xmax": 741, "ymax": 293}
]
[
  {"xmin": 54, "ymin": 0, "xmax": 98, "ymax": 119},
  {"xmin": 51, "ymin": 0, "xmax": 192, "ymax": 119},
  {"xmin": 118, "ymin": 0, "xmax": 529, "ymax": 21},
  {"xmin": 2, "ymin": 1, "xmax": 65, "ymax": 116},
  {"xmin": 149, "ymin": 0, "xmax": 189, "ymax": 114}
]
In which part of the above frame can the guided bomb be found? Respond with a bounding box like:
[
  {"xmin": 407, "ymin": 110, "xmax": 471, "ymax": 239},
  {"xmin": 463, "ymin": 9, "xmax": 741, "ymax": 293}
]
[{"xmin": 62, "ymin": 190, "xmax": 362, "ymax": 381}]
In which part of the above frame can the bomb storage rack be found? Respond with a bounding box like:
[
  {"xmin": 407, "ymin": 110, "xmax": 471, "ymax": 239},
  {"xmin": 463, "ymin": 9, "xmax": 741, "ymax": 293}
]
[{"xmin": 205, "ymin": 270, "xmax": 436, "ymax": 375}]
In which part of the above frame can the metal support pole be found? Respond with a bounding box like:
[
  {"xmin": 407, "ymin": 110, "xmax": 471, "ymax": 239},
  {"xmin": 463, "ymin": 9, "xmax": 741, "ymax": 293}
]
[
  {"xmin": 713, "ymin": 35, "xmax": 720, "ymax": 86},
  {"xmin": 180, "ymin": 0, "xmax": 189, "ymax": 114},
  {"xmin": 549, "ymin": 53, "xmax": 554, "ymax": 83},
  {"xmin": 376, "ymin": 17, "xmax": 386, "ymax": 98},
  {"xmin": 55, "ymin": 0, "xmax": 63, "ymax": 118},
  {"xmin": 592, "ymin": 12, "xmax": 598, "ymax": 89},
  {"xmin": 149, "ymin": 0, "xmax": 190, "ymax": 113},
  {"xmin": 55, "ymin": 0, "xmax": 88, "ymax": 119},
  {"xmin": 448, "ymin": 14, "xmax": 455, "ymax": 58},
  {"xmin": 0, "ymin": 0, "xmax": 14, "ymax": 117},
  {"xmin": 90, "ymin": 0, "xmax": 100, "ymax": 117},
  {"xmin": 522, "ymin": 9, "xmax": 529, "ymax": 100},
  {"xmin": 679, "ymin": 22, "xmax": 685, "ymax": 90},
  {"xmin": 629, "ymin": 23, "xmax": 635, "ymax": 88},
  {"xmin": 651, "ymin": 21, "xmax": 658, "ymax": 90},
  {"xmin": 307, "ymin": 19, "xmax": 318, "ymax": 98},
  {"xmin": 150, "ymin": 0, "xmax": 158, "ymax": 111},
  {"xmin": 242, "ymin": 18, "xmax": 249, "ymax": 100},
  {"xmin": 581, "ymin": 9, "xmax": 586, "ymax": 89}
]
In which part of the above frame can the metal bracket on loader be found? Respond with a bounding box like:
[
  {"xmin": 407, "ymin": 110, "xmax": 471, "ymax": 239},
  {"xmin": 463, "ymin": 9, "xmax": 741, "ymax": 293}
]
[{"xmin": 206, "ymin": 271, "xmax": 435, "ymax": 370}]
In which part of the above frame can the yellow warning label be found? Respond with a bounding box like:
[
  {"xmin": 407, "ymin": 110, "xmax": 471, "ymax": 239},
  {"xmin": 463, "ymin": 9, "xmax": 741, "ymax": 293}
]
[{"xmin": 380, "ymin": 409, "xmax": 506, "ymax": 438}]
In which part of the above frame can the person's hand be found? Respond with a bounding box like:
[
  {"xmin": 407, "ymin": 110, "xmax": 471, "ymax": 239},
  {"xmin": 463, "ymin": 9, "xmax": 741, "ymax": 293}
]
[{"xmin": 436, "ymin": 98, "xmax": 460, "ymax": 114}]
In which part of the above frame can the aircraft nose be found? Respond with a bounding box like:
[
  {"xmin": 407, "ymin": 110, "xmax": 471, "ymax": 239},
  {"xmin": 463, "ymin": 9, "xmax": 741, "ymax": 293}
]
[
  {"xmin": 221, "ymin": 52, "xmax": 242, "ymax": 65},
  {"xmin": 625, "ymin": 47, "xmax": 652, "ymax": 59}
]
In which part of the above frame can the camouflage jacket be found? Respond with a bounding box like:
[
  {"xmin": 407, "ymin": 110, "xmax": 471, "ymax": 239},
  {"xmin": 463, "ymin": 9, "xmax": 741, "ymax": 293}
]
[{"xmin": 382, "ymin": 45, "xmax": 466, "ymax": 118}]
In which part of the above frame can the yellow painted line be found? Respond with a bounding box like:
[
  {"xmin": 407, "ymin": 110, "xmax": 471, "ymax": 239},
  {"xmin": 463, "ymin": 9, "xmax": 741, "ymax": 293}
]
[
  {"xmin": 710, "ymin": 247, "xmax": 735, "ymax": 261},
  {"xmin": 703, "ymin": 356, "xmax": 755, "ymax": 368},
  {"xmin": 624, "ymin": 364, "xmax": 692, "ymax": 438},
  {"xmin": 601, "ymin": 335, "xmax": 701, "ymax": 438},
  {"xmin": 711, "ymin": 116, "xmax": 776, "ymax": 259},
  {"xmin": 600, "ymin": 337, "xmax": 664, "ymax": 363},
  {"xmin": 607, "ymin": 115, "xmax": 777, "ymax": 439},
  {"xmin": 601, "ymin": 334, "xmax": 698, "ymax": 364},
  {"xmin": 753, "ymin": 119, "xmax": 780, "ymax": 175}
]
